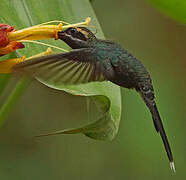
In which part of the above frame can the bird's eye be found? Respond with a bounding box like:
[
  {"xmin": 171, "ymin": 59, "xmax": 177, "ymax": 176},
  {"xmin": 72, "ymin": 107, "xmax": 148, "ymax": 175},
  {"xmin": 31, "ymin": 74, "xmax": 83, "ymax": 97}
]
[{"xmin": 68, "ymin": 28, "xmax": 77, "ymax": 34}]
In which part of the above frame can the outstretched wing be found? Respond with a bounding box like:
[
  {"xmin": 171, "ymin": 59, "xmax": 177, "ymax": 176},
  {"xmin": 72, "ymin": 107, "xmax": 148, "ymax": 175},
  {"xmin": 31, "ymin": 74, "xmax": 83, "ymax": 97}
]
[{"xmin": 13, "ymin": 48, "xmax": 106, "ymax": 85}]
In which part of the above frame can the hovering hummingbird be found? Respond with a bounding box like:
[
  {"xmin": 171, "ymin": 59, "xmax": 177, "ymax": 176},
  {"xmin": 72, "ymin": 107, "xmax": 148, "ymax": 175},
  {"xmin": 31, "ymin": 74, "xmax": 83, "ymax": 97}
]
[{"xmin": 13, "ymin": 27, "xmax": 175, "ymax": 171}]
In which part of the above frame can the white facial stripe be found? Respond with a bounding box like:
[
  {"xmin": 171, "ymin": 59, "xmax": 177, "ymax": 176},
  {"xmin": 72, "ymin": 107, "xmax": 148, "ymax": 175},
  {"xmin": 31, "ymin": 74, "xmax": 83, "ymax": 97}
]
[{"xmin": 65, "ymin": 33, "xmax": 86, "ymax": 42}]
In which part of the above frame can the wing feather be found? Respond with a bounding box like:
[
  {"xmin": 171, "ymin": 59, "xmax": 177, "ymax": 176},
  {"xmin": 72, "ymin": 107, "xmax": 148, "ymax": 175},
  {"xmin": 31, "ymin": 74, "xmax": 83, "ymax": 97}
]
[{"xmin": 13, "ymin": 48, "xmax": 107, "ymax": 85}]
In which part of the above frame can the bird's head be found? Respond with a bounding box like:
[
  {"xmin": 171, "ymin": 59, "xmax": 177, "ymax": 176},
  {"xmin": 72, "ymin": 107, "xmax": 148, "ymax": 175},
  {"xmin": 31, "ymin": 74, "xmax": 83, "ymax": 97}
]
[{"xmin": 57, "ymin": 27, "xmax": 96, "ymax": 49}]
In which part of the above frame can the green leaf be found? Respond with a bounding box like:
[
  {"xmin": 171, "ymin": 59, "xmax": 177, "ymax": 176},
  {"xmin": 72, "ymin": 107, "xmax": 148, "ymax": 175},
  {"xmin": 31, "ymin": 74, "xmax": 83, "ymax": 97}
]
[
  {"xmin": 148, "ymin": 0, "xmax": 186, "ymax": 24},
  {"xmin": 0, "ymin": 0, "xmax": 121, "ymax": 140}
]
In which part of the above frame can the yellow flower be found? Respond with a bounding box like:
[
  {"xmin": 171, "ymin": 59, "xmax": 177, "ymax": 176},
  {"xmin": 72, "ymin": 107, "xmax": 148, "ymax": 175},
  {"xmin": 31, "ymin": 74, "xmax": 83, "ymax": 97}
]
[{"xmin": 0, "ymin": 48, "xmax": 53, "ymax": 73}]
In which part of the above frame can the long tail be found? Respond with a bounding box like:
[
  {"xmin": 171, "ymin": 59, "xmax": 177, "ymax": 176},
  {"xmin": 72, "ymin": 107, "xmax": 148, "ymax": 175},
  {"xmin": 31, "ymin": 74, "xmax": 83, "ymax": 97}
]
[{"xmin": 138, "ymin": 85, "xmax": 175, "ymax": 171}]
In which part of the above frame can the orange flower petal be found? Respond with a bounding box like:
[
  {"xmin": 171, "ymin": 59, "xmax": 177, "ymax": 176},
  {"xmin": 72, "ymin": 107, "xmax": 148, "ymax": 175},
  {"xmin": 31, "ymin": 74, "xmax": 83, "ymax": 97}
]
[
  {"xmin": 0, "ymin": 24, "xmax": 15, "ymax": 48},
  {"xmin": 0, "ymin": 41, "xmax": 24, "ymax": 56}
]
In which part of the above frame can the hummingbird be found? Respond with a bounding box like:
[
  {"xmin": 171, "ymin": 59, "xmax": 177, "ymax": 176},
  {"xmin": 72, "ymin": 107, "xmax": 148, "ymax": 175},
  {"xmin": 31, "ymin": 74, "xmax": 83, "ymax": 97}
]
[{"xmin": 13, "ymin": 27, "xmax": 175, "ymax": 171}]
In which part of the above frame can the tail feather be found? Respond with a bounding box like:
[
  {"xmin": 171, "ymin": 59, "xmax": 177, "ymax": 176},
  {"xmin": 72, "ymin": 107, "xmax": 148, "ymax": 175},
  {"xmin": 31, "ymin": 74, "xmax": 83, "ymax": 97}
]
[
  {"xmin": 148, "ymin": 102, "xmax": 173, "ymax": 163},
  {"xmin": 138, "ymin": 84, "xmax": 174, "ymax": 169}
]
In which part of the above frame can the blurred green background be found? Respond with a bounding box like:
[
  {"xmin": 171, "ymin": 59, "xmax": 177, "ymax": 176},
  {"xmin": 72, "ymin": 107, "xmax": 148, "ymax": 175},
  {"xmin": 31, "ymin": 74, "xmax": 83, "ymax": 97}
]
[{"xmin": 0, "ymin": 0, "xmax": 186, "ymax": 179}]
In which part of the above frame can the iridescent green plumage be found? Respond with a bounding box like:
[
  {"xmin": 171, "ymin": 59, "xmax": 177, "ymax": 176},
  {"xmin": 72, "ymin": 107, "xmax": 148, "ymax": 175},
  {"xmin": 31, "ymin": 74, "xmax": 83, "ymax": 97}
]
[{"xmin": 13, "ymin": 27, "xmax": 175, "ymax": 171}]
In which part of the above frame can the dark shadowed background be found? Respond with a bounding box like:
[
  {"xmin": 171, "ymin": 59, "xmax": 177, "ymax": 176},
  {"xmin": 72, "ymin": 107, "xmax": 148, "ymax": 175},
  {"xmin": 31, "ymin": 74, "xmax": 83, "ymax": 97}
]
[{"xmin": 0, "ymin": 0, "xmax": 185, "ymax": 179}]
